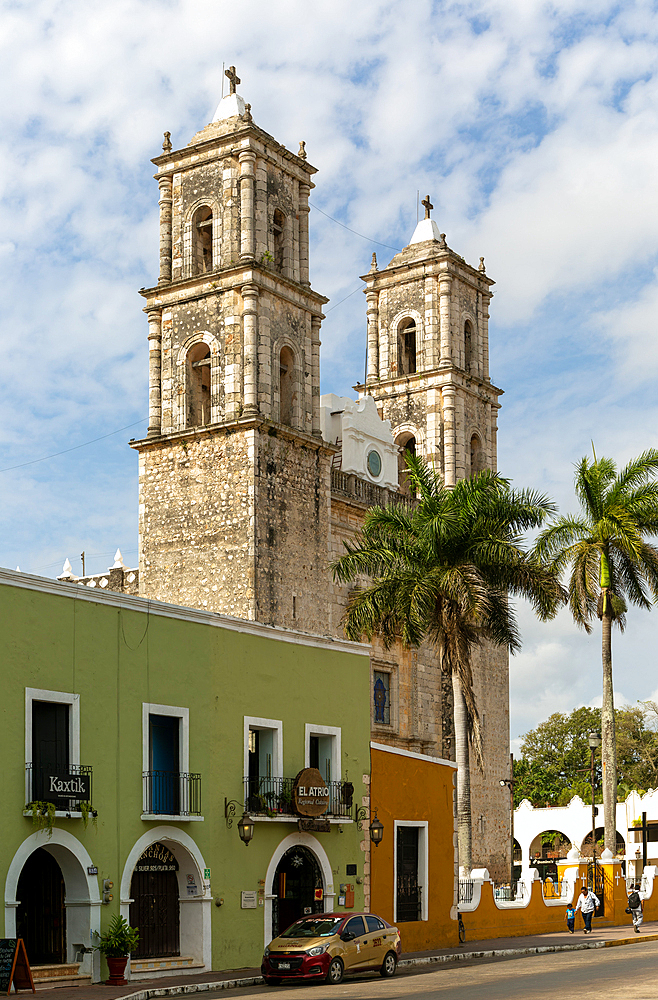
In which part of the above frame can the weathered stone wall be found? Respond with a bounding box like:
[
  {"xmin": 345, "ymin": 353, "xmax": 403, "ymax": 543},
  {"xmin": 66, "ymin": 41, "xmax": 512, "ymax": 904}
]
[
  {"xmin": 137, "ymin": 426, "xmax": 256, "ymax": 617},
  {"xmin": 253, "ymin": 428, "xmax": 333, "ymax": 632}
]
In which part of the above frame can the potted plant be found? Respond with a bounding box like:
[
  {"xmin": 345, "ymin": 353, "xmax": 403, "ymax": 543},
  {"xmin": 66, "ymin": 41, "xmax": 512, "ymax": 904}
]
[{"xmin": 96, "ymin": 914, "xmax": 139, "ymax": 985}]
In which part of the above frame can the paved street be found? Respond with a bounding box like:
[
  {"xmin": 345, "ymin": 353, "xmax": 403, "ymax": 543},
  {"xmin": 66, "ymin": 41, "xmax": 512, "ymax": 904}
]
[{"xmin": 216, "ymin": 941, "xmax": 658, "ymax": 999}]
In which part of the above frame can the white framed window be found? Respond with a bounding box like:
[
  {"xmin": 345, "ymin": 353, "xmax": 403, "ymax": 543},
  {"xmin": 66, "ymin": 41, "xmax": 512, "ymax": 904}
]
[
  {"xmin": 142, "ymin": 703, "xmax": 190, "ymax": 818},
  {"xmin": 305, "ymin": 724, "xmax": 341, "ymax": 784},
  {"xmin": 25, "ymin": 688, "xmax": 81, "ymax": 812},
  {"xmin": 394, "ymin": 820, "xmax": 429, "ymax": 923},
  {"xmin": 244, "ymin": 716, "xmax": 283, "ymax": 780},
  {"xmin": 372, "ymin": 662, "xmax": 397, "ymax": 731}
]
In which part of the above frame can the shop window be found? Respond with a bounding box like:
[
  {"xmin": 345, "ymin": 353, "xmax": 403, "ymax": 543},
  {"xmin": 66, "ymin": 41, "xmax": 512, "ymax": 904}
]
[
  {"xmin": 373, "ymin": 670, "xmax": 391, "ymax": 725},
  {"xmin": 193, "ymin": 206, "xmax": 213, "ymax": 274},
  {"xmin": 395, "ymin": 822, "xmax": 428, "ymax": 922},
  {"xmin": 398, "ymin": 319, "xmax": 417, "ymax": 375},
  {"xmin": 186, "ymin": 342, "xmax": 211, "ymax": 427},
  {"xmin": 279, "ymin": 345, "xmax": 295, "ymax": 425}
]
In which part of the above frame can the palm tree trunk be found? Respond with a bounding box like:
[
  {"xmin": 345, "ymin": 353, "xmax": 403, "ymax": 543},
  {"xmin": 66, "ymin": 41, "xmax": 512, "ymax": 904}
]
[
  {"xmin": 601, "ymin": 602, "xmax": 617, "ymax": 854},
  {"xmin": 452, "ymin": 671, "xmax": 472, "ymax": 874}
]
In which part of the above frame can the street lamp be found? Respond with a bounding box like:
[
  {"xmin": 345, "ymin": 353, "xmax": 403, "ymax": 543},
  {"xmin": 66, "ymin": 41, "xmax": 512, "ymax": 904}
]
[
  {"xmin": 500, "ymin": 752, "xmax": 515, "ymax": 893},
  {"xmin": 237, "ymin": 811, "xmax": 255, "ymax": 846},
  {"xmin": 369, "ymin": 810, "xmax": 384, "ymax": 847},
  {"xmin": 588, "ymin": 732, "xmax": 602, "ymax": 860}
]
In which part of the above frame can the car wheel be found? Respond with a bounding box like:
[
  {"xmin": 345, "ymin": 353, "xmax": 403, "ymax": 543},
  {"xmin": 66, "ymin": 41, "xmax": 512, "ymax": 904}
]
[
  {"xmin": 380, "ymin": 952, "xmax": 397, "ymax": 978},
  {"xmin": 264, "ymin": 977, "xmax": 281, "ymax": 986},
  {"xmin": 326, "ymin": 957, "xmax": 344, "ymax": 984}
]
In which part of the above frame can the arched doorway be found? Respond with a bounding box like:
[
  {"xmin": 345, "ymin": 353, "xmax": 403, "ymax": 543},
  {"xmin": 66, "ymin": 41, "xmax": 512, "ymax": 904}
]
[
  {"xmin": 129, "ymin": 843, "xmax": 180, "ymax": 959},
  {"xmin": 272, "ymin": 846, "xmax": 323, "ymax": 939},
  {"xmin": 16, "ymin": 848, "xmax": 66, "ymax": 965}
]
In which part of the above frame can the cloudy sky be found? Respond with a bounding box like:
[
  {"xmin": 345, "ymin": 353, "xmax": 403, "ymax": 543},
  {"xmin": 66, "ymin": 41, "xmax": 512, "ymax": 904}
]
[{"xmin": 1, "ymin": 0, "xmax": 657, "ymax": 747}]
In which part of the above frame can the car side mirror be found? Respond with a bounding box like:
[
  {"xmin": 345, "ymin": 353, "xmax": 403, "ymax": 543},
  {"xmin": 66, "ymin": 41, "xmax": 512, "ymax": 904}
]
[{"xmin": 340, "ymin": 932, "xmax": 355, "ymax": 942}]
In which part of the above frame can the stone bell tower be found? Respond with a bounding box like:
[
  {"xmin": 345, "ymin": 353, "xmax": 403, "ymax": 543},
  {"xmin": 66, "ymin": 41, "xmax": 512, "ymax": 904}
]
[
  {"xmin": 356, "ymin": 200, "xmax": 511, "ymax": 878},
  {"xmin": 357, "ymin": 196, "xmax": 501, "ymax": 482},
  {"xmin": 131, "ymin": 71, "xmax": 333, "ymax": 629}
]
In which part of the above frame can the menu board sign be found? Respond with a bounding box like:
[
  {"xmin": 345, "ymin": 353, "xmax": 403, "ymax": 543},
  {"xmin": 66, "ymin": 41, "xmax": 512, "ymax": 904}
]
[{"xmin": 0, "ymin": 939, "xmax": 34, "ymax": 995}]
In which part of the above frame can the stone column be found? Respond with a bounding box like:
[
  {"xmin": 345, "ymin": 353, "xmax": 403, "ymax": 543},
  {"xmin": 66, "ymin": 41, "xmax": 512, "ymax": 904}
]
[
  {"xmin": 147, "ymin": 310, "xmax": 162, "ymax": 436},
  {"xmin": 311, "ymin": 315, "xmax": 322, "ymax": 436},
  {"xmin": 439, "ymin": 273, "xmax": 452, "ymax": 366},
  {"xmin": 158, "ymin": 175, "xmax": 173, "ymax": 284},
  {"xmin": 424, "ymin": 275, "xmax": 438, "ymax": 370},
  {"xmin": 239, "ymin": 150, "xmax": 256, "ymax": 262},
  {"xmin": 242, "ymin": 283, "xmax": 259, "ymax": 417},
  {"xmin": 482, "ymin": 293, "xmax": 491, "ymax": 381},
  {"xmin": 442, "ymin": 386, "xmax": 457, "ymax": 486},
  {"xmin": 490, "ymin": 403, "xmax": 499, "ymax": 471},
  {"xmin": 299, "ymin": 183, "xmax": 311, "ymax": 285},
  {"xmin": 366, "ymin": 291, "xmax": 379, "ymax": 383}
]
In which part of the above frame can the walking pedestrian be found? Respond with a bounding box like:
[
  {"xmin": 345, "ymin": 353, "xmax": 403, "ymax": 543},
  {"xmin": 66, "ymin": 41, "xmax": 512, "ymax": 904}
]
[
  {"xmin": 627, "ymin": 883, "xmax": 643, "ymax": 933},
  {"xmin": 565, "ymin": 903, "xmax": 576, "ymax": 933},
  {"xmin": 575, "ymin": 885, "xmax": 600, "ymax": 933}
]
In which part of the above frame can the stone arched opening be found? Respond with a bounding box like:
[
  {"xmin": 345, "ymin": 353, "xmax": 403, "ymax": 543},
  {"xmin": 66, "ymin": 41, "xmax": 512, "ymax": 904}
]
[
  {"xmin": 5, "ymin": 830, "xmax": 101, "ymax": 981},
  {"xmin": 263, "ymin": 833, "xmax": 334, "ymax": 948},
  {"xmin": 120, "ymin": 828, "xmax": 211, "ymax": 976}
]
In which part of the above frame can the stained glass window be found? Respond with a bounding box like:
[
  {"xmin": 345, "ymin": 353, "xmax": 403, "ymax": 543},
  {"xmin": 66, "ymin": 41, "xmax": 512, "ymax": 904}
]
[{"xmin": 373, "ymin": 670, "xmax": 390, "ymax": 725}]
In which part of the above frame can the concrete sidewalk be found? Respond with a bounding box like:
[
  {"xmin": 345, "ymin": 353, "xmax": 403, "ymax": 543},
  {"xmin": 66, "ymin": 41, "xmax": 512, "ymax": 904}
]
[{"xmin": 34, "ymin": 920, "xmax": 658, "ymax": 1000}]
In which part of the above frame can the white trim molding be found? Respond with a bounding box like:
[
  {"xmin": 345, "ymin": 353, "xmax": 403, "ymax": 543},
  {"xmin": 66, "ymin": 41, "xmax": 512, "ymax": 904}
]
[
  {"xmin": 370, "ymin": 741, "xmax": 457, "ymax": 769},
  {"xmin": 393, "ymin": 820, "xmax": 429, "ymax": 923},
  {"xmin": 304, "ymin": 723, "xmax": 342, "ymax": 782}
]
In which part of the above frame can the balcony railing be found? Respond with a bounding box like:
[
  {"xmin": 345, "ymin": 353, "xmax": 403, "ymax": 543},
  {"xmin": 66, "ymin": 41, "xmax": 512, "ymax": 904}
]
[
  {"xmin": 26, "ymin": 763, "xmax": 93, "ymax": 811},
  {"xmin": 143, "ymin": 770, "xmax": 202, "ymax": 816},
  {"xmin": 458, "ymin": 879, "xmax": 474, "ymax": 904},
  {"xmin": 243, "ymin": 775, "xmax": 354, "ymax": 819}
]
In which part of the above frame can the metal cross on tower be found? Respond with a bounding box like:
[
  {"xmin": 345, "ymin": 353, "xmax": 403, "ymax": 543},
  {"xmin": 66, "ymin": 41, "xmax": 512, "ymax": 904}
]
[
  {"xmin": 225, "ymin": 65, "xmax": 241, "ymax": 95},
  {"xmin": 421, "ymin": 194, "xmax": 433, "ymax": 220}
]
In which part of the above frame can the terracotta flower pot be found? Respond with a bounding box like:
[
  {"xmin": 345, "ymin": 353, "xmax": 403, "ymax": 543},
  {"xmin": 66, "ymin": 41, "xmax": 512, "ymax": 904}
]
[{"xmin": 106, "ymin": 955, "xmax": 128, "ymax": 986}]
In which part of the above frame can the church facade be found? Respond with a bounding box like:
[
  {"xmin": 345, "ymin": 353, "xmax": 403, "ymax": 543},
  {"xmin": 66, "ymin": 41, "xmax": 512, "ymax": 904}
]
[{"xmin": 131, "ymin": 80, "xmax": 510, "ymax": 878}]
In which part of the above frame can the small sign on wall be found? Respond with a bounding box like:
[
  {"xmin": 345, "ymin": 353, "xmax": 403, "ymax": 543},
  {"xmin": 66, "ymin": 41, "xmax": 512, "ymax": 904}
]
[{"xmin": 241, "ymin": 891, "xmax": 257, "ymax": 909}]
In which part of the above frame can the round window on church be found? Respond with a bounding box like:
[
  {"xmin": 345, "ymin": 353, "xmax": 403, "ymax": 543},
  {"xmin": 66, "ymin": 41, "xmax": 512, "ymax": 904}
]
[{"xmin": 367, "ymin": 449, "xmax": 382, "ymax": 479}]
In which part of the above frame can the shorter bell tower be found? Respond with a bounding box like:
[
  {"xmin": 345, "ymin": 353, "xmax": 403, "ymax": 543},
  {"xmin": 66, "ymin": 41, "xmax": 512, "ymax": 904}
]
[
  {"xmin": 357, "ymin": 197, "xmax": 502, "ymax": 483},
  {"xmin": 131, "ymin": 74, "xmax": 333, "ymax": 630}
]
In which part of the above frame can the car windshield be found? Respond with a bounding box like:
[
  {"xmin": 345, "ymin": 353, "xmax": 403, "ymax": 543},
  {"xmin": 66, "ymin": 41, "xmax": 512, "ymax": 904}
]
[{"xmin": 279, "ymin": 917, "xmax": 343, "ymax": 938}]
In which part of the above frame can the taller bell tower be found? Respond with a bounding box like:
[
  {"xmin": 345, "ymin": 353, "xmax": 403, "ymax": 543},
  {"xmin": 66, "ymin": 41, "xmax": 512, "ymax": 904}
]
[{"xmin": 132, "ymin": 75, "xmax": 333, "ymax": 629}]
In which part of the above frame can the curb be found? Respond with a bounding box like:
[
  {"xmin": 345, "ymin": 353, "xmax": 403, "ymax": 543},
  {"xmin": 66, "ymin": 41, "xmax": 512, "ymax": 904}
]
[{"xmin": 113, "ymin": 933, "xmax": 658, "ymax": 999}]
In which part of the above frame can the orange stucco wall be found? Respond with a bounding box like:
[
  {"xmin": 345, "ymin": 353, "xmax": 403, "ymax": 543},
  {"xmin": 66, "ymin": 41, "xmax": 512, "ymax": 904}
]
[{"xmin": 370, "ymin": 745, "xmax": 459, "ymax": 951}]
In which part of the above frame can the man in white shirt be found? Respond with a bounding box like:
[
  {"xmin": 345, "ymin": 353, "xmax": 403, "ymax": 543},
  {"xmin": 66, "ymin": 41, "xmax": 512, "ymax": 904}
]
[{"xmin": 575, "ymin": 885, "xmax": 600, "ymax": 933}]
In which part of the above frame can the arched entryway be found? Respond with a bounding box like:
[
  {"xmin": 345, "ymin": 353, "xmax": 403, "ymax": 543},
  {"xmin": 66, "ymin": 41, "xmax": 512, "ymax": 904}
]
[
  {"xmin": 129, "ymin": 843, "xmax": 180, "ymax": 958},
  {"xmin": 272, "ymin": 845, "xmax": 323, "ymax": 939},
  {"xmin": 120, "ymin": 827, "xmax": 211, "ymax": 975},
  {"xmin": 17, "ymin": 849, "xmax": 66, "ymax": 965}
]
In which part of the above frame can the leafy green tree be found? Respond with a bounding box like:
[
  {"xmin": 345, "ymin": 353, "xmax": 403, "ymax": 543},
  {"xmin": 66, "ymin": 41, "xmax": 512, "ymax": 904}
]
[
  {"xmin": 514, "ymin": 704, "xmax": 658, "ymax": 806},
  {"xmin": 534, "ymin": 449, "xmax": 658, "ymax": 852},
  {"xmin": 332, "ymin": 457, "xmax": 563, "ymax": 873}
]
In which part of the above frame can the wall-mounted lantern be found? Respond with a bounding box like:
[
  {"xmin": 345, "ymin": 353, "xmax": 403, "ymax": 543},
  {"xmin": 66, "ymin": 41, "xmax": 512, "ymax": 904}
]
[
  {"xmin": 237, "ymin": 811, "xmax": 255, "ymax": 846},
  {"xmin": 369, "ymin": 810, "xmax": 384, "ymax": 847}
]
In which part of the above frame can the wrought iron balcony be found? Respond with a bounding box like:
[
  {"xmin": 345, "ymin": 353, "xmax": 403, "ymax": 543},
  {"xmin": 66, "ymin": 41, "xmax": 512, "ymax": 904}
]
[
  {"xmin": 142, "ymin": 770, "xmax": 202, "ymax": 816},
  {"xmin": 243, "ymin": 775, "xmax": 354, "ymax": 819},
  {"xmin": 26, "ymin": 763, "xmax": 93, "ymax": 811}
]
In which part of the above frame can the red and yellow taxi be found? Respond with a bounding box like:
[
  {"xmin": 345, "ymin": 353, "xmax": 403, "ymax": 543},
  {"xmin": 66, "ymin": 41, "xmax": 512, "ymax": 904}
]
[{"xmin": 261, "ymin": 912, "xmax": 401, "ymax": 985}]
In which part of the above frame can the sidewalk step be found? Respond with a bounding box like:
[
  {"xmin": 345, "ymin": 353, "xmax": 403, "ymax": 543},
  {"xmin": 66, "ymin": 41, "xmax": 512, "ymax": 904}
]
[{"xmin": 130, "ymin": 956, "xmax": 206, "ymax": 980}]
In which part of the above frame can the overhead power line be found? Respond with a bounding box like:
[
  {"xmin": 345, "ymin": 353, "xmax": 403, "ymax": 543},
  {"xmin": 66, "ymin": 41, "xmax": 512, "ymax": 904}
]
[
  {"xmin": 309, "ymin": 202, "xmax": 402, "ymax": 252},
  {"xmin": 0, "ymin": 417, "xmax": 147, "ymax": 474}
]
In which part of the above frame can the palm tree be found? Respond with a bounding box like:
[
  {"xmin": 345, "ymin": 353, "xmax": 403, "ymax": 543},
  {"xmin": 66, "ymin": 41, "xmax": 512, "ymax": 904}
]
[
  {"xmin": 332, "ymin": 457, "xmax": 563, "ymax": 873},
  {"xmin": 534, "ymin": 449, "xmax": 658, "ymax": 853}
]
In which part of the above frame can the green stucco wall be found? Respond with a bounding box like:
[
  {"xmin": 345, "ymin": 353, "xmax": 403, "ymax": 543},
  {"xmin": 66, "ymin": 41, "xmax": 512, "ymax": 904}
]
[{"xmin": 0, "ymin": 572, "xmax": 371, "ymax": 976}]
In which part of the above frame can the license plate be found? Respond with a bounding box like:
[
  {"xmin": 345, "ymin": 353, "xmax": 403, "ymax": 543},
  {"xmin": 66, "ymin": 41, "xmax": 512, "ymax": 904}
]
[{"xmin": 278, "ymin": 962, "xmax": 290, "ymax": 970}]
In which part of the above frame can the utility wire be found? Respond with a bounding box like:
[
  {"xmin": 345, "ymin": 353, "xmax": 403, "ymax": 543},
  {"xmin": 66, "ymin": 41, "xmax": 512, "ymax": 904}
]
[
  {"xmin": 325, "ymin": 284, "xmax": 366, "ymax": 313},
  {"xmin": 309, "ymin": 202, "xmax": 402, "ymax": 252},
  {"xmin": 0, "ymin": 417, "xmax": 147, "ymax": 473}
]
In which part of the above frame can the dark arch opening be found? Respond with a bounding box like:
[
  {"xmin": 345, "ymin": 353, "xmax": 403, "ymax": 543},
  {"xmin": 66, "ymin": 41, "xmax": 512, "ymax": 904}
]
[
  {"xmin": 273, "ymin": 209, "xmax": 285, "ymax": 271},
  {"xmin": 279, "ymin": 346, "xmax": 295, "ymax": 425},
  {"xmin": 464, "ymin": 320, "xmax": 473, "ymax": 373},
  {"xmin": 193, "ymin": 206, "xmax": 213, "ymax": 274},
  {"xmin": 398, "ymin": 319, "xmax": 416, "ymax": 375},
  {"xmin": 272, "ymin": 845, "xmax": 324, "ymax": 938},
  {"xmin": 396, "ymin": 434, "xmax": 417, "ymax": 496},
  {"xmin": 186, "ymin": 342, "xmax": 211, "ymax": 427},
  {"xmin": 130, "ymin": 842, "xmax": 180, "ymax": 958},
  {"xmin": 470, "ymin": 434, "xmax": 484, "ymax": 476},
  {"xmin": 17, "ymin": 848, "xmax": 66, "ymax": 965}
]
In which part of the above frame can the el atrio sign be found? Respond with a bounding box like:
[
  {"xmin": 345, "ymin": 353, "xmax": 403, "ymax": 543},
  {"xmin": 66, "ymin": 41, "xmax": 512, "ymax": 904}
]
[{"xmin": 293, "ymin": 768, "xmax": 330, "ymax": 817}]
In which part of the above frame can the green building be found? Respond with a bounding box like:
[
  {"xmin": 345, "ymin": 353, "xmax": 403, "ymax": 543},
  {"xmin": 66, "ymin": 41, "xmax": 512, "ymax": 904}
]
[{"xmin": 1, "ymin": 567, "xmax": 371, "ymax": 983}]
